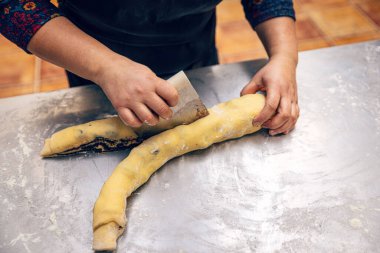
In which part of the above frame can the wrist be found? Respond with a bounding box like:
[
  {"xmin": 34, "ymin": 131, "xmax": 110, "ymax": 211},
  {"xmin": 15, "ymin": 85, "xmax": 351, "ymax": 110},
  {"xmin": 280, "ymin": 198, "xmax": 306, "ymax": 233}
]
[
  {"xmin": 269, "ymin": 52, "xmax": 298, "ymax": 67},
  {"xmin": 92, "ymin": 51, "xmax": 129, "ymax": 87}
]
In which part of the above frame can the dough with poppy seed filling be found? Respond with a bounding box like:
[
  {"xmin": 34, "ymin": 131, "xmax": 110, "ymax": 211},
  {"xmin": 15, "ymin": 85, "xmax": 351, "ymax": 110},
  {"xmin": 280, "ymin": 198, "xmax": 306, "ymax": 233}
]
[
  {"xmin": 40, "ymin": 117, "xmax": 141, "ymax": 157},
  {"xmin": 41, "ymin": 100, "xmax": 209, "ymax": 157}
]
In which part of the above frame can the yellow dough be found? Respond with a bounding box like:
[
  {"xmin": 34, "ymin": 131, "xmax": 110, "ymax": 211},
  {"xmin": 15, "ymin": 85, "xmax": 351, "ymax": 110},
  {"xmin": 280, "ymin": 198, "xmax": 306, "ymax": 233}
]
[
  {"xmin": 40, "ymin": 104, "xmax": 208, "ymax": 157},
  {"xmin": 92, "ymin": 94, "xmax": 265, "ymax": 251},
  {"xmin": 40, "ymin": 117, "xmax": 140, "ymax": 157}
]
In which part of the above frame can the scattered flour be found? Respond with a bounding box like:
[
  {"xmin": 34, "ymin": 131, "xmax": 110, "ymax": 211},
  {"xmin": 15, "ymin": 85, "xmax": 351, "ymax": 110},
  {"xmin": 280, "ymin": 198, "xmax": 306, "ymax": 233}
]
[
  {"xmin": 47, "ymin": 212, "xmax": 60, "ymax": 234},
  {"xmin": 3, "ymin": 175, "xmax": 27, "ymax": 189},
  {"xmin": 2, "ymin": 198, "xmax": 16, "ymax": 211},
  {"xmin": 4, "ymin": 176, "xmax": 16, "ymax": 188},
  {"xmin": 211, "ymin": 106, "xmax": 225, "ymax": 116},
  {"xmin": 24, "ymin": 188, "xmax": 32, "ymax": 199},
  {"xmin": 20, "ymin": 176, "xmax": 27, "ymax": 187},
  {"xmin": 9, "ymin": 233, "xmax": 36, "ymax": 253},
  {"xmin": 349, "ymin": 218, "xmax": 363, "ymax": 229},
  {"xmin": 31, "ymin": 237, "xmax": 41, "ymax": 243},
  {"xmin": 17, "ymin": 126, "xmax": 32, "ymax": 157},
  {"xmin": 349, "ymin": 205, "xmax": 365, "ymax": 212}
]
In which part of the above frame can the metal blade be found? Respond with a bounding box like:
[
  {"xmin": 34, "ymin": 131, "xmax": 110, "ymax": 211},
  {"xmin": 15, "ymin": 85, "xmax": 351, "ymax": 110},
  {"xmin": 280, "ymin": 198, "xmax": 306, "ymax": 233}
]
[{"xmin": 134, "ymin": 71, "xmax": 209, "ymax": 138}]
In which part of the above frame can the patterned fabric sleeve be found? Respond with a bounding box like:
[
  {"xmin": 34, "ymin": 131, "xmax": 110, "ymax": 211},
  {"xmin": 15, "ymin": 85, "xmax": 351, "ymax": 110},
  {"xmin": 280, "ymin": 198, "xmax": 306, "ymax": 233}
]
[
  {"xmin": 241, "ymin": 0, "xmax": 296, "ymax": 28},
  {"xmin": 0, "ymin": 0, "xmax": 62, "ymax": 52}
]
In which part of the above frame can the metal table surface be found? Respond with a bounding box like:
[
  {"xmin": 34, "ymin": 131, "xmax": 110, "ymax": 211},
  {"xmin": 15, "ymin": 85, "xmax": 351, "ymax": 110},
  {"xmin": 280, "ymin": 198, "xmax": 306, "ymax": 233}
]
[{"xmin": 1, "ymin": 40, "xmax": 380, "ymax": 253}]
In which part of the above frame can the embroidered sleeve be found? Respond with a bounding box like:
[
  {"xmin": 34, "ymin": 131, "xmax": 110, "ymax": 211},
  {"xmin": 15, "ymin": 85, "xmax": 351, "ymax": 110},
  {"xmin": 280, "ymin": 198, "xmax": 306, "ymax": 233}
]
[
  {"xmin": 241, "ymin": 0, "xmax": 296, "ymax": 28},
  {"xmin": 0, "ymin": 0, "xmax": 62, "ymax": 52}
]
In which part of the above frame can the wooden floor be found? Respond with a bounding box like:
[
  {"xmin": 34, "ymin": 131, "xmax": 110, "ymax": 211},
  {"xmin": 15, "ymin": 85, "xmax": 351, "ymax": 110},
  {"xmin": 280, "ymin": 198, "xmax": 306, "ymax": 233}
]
[{"xmin": 1, "ymin": 0, "xmax": 380, "ymax": 98}]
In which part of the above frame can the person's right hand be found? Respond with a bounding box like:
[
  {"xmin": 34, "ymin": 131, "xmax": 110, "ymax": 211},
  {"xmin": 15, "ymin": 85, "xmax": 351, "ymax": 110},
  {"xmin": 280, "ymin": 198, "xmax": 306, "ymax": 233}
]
[
  {"xmin": 26, "ymin": 17, "xmax": 178, "ymax": 128},
  {"xmin": 95, "ymin": 55, "xmax": 179, "ymax": 128}
]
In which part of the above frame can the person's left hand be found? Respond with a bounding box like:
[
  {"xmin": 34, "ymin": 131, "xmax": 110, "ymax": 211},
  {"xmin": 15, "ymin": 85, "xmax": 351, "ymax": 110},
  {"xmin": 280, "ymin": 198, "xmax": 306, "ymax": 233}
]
[{"xmin": 240, "ymin": 55, "xmax": 300, "ymax": 135}]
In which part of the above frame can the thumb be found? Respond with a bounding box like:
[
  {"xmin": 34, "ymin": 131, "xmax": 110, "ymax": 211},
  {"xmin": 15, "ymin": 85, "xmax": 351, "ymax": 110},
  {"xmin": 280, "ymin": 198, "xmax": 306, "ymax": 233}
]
[{"xmin": 240, "ymin": 75, "xmax": 262, "ymax": 96}]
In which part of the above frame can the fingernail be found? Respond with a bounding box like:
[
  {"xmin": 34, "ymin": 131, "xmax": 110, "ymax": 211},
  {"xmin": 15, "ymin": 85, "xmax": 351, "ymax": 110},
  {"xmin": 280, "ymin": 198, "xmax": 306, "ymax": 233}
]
[
  {"xmin": 269, "ymin": 130, "xmax": 277, "ymax": 136},
  {"xmin": 166, "ymin": 112, "xmax": 173, "ymax": 120}
]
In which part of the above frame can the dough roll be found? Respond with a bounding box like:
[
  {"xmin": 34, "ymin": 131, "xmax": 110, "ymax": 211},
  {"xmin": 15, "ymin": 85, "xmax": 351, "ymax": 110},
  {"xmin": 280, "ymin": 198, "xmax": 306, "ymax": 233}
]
[
  {"xmin": 41, "ymin": 103, "xmax": 208, "ymax": 157},
  {"xmin": 92, "ymin": 94, "xmax": 265, "ymax": 251}
]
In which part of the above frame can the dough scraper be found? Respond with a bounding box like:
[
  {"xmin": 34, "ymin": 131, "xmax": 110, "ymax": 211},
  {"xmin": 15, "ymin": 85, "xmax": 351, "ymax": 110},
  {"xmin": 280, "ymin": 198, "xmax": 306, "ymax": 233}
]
[{"xmin": 133, "ymin": 71, "xmax": 209, "ymax": 138}]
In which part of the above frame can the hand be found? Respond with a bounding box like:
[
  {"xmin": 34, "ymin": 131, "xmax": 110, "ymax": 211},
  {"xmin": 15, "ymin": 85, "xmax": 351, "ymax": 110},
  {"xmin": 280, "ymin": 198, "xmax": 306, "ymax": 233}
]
[
  {"xmin": 96, "ymin": 55, "xmax": 179, "ymax": 127},
  {"xmin": 240, "ymin": 55, "xmax": 300, "ymax": 135},
  {"xmin": 25, "ymin": 16, "xmax": 177, "ymax": 127}
]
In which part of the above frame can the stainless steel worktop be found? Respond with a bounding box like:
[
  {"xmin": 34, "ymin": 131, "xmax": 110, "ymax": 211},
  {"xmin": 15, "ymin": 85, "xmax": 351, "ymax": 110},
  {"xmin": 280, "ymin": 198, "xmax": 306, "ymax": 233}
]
[{"xmin": 1, "ymin": 40, "xmax": 380, "ymax": 253}]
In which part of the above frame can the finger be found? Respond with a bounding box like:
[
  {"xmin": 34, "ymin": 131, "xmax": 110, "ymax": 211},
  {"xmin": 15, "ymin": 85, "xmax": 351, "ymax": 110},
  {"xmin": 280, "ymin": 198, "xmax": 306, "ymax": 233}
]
[
  {"xmin": 269, "ymin": 102, "xmax": 299, "ymax": 135},
  {"xmin": 294, "ymin": 80, "xmax": 298, "ymax": 102},
  {"xmin": 291, "ymin": 79, "xmax": 299, "ymax": 105},
  {"xmin": 131, "ymin": 103, "xmax": 159, "ymax": 126},
  {"xmin": 269, "ymin": 117, "xmax": 293, "ymax": 136},
  {"xmin": 156, "ymin": 80, "xmax": 179, "ymax": 107},
  {"xmin": 284, "ymin": 126, "xmax": 295, "ymax": 135},
  {"xmin": 253, "ymin": 88, "xmax": 280, "ymax": 125},
  {"xmin": 118, "ymin": 107, "xmax": 142, "ymax": 128},
  {"xmin": 145, "ymin": 94, "xmax": 173, "ymax": 120},
  {"xmin": 240, "ymin": 78, "xmax": 263, "ymax": 96},
  {"xmin": 262, "ymin": 97, "xmax": 291, "ymax": 129}
]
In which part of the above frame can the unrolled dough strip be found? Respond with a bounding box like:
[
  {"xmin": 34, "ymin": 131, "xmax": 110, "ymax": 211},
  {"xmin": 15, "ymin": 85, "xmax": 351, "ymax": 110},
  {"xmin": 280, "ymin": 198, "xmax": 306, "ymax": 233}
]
[
  {"xmin": 40, "ymin": 117, "xmax": 141, "ymax": 157},
  {"xmin": 40, "ymin": 103, "xmax": 208, "ymax": 157},
  {"xmin": 92, "ymin": 94, "xmax": 265, "ymax": 251}
]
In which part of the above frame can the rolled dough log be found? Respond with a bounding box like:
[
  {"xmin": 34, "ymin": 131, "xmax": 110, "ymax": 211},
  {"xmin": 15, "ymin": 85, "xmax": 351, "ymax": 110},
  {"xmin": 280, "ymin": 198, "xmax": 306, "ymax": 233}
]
[{"xmin": 92, "ymin": 94, "xmax": 265, "ymax": 251}]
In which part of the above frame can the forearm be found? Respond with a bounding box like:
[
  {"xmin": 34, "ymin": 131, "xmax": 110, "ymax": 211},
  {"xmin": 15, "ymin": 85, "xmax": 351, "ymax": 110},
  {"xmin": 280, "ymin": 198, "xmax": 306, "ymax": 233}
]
[
  {"xmin": 27, "ymin": 16, "xmax": 121, "ymax": 84},
  {"xmin": 255, "ymin": 17, "xmax": 298, "ymax": 64}
]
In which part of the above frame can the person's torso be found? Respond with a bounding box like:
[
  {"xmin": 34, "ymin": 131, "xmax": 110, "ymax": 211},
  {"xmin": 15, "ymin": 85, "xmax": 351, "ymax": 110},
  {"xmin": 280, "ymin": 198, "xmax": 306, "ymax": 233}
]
[
  {"xmin": 60, "ymin": 0, "xmax": 222, "ymax": 76},
  {"xmin": 60, "ymin": 0, "xmax": 221, "ymax": 46}
]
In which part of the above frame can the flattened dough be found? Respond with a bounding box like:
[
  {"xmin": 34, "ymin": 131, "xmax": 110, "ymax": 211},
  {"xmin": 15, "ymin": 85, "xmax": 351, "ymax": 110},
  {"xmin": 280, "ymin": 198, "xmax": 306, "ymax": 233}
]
[
  {"xmin": 41, "ymin": 103, "xmax": 208, "ymax": 157},
  {"xmin": 92, "ymin": 94, "xmax": 265, "ymax": 251},
  {"xmin": 40, "ymin": 117, "xmax": 140, "ymax": 157}
]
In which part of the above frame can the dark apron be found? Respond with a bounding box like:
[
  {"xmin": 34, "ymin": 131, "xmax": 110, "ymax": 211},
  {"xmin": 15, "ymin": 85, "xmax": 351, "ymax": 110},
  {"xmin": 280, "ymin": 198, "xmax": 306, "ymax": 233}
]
[{"xmin": 59, "ymin": 0, "xmax": 222, "ymax": 86}]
